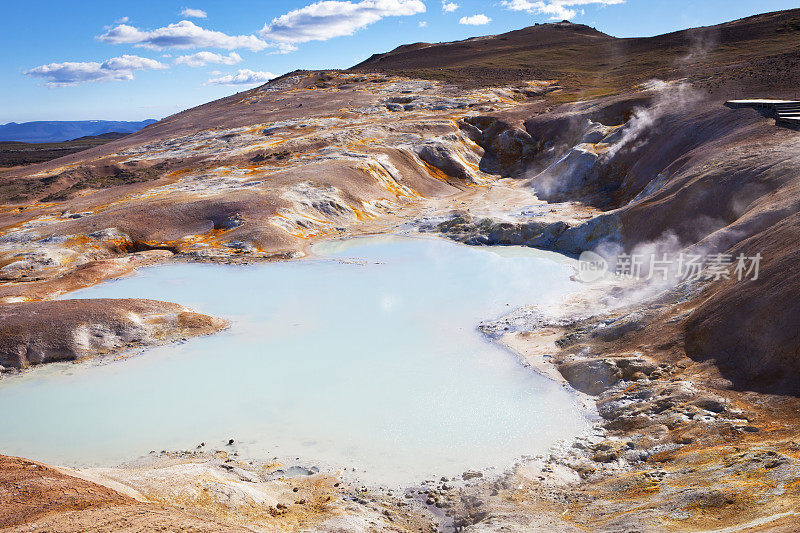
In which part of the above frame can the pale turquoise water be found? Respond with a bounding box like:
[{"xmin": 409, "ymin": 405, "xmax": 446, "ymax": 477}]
[{"xmin": 0, "ymin": 235, "xmax": 589, "ymax": 485}]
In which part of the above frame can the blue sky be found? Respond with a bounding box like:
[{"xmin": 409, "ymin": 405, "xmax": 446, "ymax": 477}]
[{"xmin": 2, "ymin": 0, "xmax": 798, "ymax": 124}]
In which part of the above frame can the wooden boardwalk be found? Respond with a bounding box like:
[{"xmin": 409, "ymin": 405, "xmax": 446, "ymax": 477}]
[{"xmin": 726, "ymin": 99, "xmax": 800, "ymax": 127}]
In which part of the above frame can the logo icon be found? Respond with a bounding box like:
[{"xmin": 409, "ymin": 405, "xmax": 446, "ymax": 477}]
[{"xmin": 577, "ymin": 251, "xmax": 609, "ymax": 282}]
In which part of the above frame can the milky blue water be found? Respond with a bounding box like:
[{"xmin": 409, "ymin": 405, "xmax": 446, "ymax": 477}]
[{"xmin": 0, "ymin": 235, "xmax": 589, "ymax": 485}]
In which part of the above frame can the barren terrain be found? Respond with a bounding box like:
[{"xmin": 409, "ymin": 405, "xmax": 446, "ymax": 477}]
[{"xmin": 2, "ymin": 9, "xmax": 800, "ymax": 532}]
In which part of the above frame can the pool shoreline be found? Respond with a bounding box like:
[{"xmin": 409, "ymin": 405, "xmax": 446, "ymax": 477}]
[{"xmin": 0, "ymin": 234, "xmax": 597, "ymax": 491}]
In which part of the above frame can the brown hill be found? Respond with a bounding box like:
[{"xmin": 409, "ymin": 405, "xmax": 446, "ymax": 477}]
[{"xmin": 351, "ymin": 9, "xmax": 800, "ymax": 98}]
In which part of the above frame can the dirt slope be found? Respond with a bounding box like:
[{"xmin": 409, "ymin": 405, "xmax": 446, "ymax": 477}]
[{"xmin": 0, "ymin": 455, "xmax": 257, "ymax": 532}]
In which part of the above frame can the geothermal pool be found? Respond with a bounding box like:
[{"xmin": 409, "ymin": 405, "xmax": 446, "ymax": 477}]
[{"xmin": 0, "ymin": 236, "xmax": 590, "ymax": 485}]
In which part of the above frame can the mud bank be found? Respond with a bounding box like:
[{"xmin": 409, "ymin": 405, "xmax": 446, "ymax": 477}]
[{"xmin": 0, "ymin": 297, "xmax": 226, "ymax": 369}]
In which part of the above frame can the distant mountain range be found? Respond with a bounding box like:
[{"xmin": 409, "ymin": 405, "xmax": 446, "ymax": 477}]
[{"xmin": 0, "ymin": 120, "xmax": 157, "ymax": 143}]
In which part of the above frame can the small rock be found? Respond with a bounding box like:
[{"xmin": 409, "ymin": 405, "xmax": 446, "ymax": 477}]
[
  {"xmin": 462, "ymin": 470, "xmax": 483, "ymax": 480},
  {"xmin": 694, "ymin": 397, "xmax": 726, "ymax": 413}
]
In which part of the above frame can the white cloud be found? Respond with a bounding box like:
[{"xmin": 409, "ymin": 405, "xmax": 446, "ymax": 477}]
[
  {"xmin": 101, "ymin": 55, "xmax": 167, "ymax": 71},
  {"xmin": 459, "ymin": 14, "xmax": 491, "ymax": 25},
  {"xmin": 25, "ymin": 55, "xmax": 167, "ymax": 87},
  {"xmin": 260, "ymin": 0, "xmax": 426, "ymax": 44},
  {"xmin": 98, "ymin": 20, "xmax": 268, "ymax": 51},
  {"xmin": 114, "ymin": 16, "xmax": 130, "ymax": 24},
  {"xmin": 269, "ymin": 42, "xmax": 299, "ymax": 54},
  {"xmin": 442, "ymin": 1, "xmax": 459, "ymax": 13},
  {"xmin": 205, "ymin": 69, "xmax": 276, "ymax": 86},
  {"xmin": 418, "ymin": 20, "xmax": 427, "ymax": 27},
  {"xmin": 175, "ymin": 51, "xmax": 242, "ymax": 67},
  {"xmin": 501, "ymin": 0, "xmax": 624, "ymax": 20},
  {"xmin": 181, "ymin": 7, "xmax": 208, "ymax": 18}
]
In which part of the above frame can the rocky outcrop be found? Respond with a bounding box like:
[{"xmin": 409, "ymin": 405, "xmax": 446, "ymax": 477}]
[
  {"xmin": 527, "ymin": 144, "xmax": 601, "ymax": 199},
  {"xmin": 431, "ymin": 213, "xmax": 570, "ymax": 248},
  {"xmin": 428, "ymin": 211, "xmax": 619, "ymax": 255},
  {"xmin": 460, "ymin": 116, "xmax": 540, "ymax": 175},
  {"xmin": 0, "ymin": 299, "xmax": 227, "ymax": 369},
  {"xmin": 415, "ymin": 136, "xmax": 484, "ymax": 184},
  {"xmin": 558, "ymin": 354, "xmax": 658, "ymax": 395}
]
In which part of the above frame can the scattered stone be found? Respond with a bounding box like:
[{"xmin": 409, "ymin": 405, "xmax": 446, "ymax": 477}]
[
  {"xmin": 694, "ymin": 397, "xmax": 727, "ymax": 413},
  {"xmin": 559, "ymin": 358, "xmax": 621, "ymax": 395}
]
